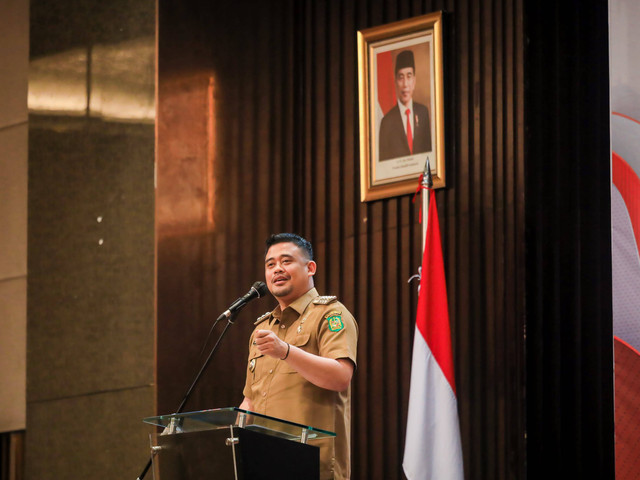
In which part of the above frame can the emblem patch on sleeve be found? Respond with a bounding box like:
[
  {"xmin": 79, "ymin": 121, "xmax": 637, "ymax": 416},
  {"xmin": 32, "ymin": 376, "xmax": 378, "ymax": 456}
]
[{"xmin": 325, "ymin": 310, "xmax": 344, "ymax": 332}]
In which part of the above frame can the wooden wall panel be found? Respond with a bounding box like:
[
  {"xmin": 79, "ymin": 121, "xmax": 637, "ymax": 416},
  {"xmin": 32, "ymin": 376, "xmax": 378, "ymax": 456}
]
[{"xmin": 158, "ymin": 0, "xmax": 525, "ymax": 478}]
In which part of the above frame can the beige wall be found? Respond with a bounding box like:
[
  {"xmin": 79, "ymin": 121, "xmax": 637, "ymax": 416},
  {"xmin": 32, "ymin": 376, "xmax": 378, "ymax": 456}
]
[
  {"xmin": 0, "ymin": 0, "xmax": 28, "ymax": 435},
  {"xmin": 24, "ymin": 1, "xmax": 157, "ymax": 478}
]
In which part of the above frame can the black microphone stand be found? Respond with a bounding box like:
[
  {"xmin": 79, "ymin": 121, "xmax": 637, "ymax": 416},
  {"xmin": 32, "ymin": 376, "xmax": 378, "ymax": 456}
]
[{"xmin": 137, "ymin": 310, "xmax": 240, "ymax": 480}]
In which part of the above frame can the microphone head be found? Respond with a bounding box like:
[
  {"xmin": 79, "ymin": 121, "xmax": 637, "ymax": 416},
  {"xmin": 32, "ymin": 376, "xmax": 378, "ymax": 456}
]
[{"xmin": 252, "ymin": 281, "xmax": 269, "ymax": 297}]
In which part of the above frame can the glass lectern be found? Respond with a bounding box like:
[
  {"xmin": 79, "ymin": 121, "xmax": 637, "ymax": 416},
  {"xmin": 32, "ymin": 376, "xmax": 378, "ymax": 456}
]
[{"xmin": 143, "ymin": 407, "xmax": 335, "ymax": 479}]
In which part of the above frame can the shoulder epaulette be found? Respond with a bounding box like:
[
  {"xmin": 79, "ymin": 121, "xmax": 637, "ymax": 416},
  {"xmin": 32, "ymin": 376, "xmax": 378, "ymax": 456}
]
[
  {"xmin": 254, "ymin": 311, "xmax": 272, "ymax": 325},
  {"xmin": 313, "ymin": 295, "xmax": 337, "ymax": 305}
]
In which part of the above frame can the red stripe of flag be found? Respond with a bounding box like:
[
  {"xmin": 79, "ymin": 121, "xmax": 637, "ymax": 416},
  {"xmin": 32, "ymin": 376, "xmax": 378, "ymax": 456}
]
[
  {"xmin": 416, "ymin": 189, "xmax": 456, "ymax": 393},
  {"xmin": 377, "ymin": 51, "xmax": 396, "ymax": 115}
]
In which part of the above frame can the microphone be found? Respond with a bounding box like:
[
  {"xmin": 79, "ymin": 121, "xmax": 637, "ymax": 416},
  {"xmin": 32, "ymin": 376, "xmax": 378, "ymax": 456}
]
[{"xmin": 222, "ymin": 281, "xmax": 269, "ymax": 318}]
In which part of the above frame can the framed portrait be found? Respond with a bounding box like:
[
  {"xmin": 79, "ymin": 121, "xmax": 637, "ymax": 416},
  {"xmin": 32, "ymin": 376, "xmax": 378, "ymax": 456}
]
[{"xmin": 357, "ymin": 12, "xmax": 445, "ymax": 202}]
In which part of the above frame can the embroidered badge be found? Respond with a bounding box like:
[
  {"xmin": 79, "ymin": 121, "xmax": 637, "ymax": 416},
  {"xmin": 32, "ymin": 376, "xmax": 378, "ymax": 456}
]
[
  {"xmin": 249, "ymin": 359, "xmax": 256, "ymax": 372},
  {"xmin": 325, "ymin": 310, "xmax": 344, "ymax": 332}
]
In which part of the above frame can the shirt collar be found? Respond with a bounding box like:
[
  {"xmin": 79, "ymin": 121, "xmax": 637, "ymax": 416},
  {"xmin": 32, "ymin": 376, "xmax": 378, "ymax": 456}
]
[
  {"xmin": 272, "ymin": 287, "xmax": 318, "ymax": 319},
  {"xmin": 288, "ymin": 287, "xmax": 319, "ymax": 315},
  {"xmin": 397, "ymin": 98, "xmax": 414, "ymax": 113}
]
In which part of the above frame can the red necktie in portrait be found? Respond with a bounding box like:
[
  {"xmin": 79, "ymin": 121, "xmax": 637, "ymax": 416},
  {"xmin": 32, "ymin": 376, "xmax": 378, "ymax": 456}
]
[{"xmin": 405, "ymin": 108, "xmax": 413, "ymax": 154}]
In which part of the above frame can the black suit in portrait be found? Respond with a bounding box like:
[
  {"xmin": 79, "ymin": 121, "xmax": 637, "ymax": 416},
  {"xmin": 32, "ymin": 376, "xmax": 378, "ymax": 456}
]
[{"xmin": 378, "ymin": 102, "xmax": 431, "ymax": 161}]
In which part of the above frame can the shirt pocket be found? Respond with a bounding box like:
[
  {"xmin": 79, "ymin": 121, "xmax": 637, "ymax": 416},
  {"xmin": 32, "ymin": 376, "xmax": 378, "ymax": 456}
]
[
  {"xmin": 279, "ymin": 333, "xmax": 311, "ymax": 374},
  {"xmin": 248, "ymin": 349, "xmax": 264, "ymax": 384}
]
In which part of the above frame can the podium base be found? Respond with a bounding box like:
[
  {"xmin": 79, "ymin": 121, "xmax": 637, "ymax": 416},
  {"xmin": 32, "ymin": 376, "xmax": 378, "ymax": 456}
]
[{"xmin": 153, "ymin": 426, "xmax": 320, "ymax": 480}]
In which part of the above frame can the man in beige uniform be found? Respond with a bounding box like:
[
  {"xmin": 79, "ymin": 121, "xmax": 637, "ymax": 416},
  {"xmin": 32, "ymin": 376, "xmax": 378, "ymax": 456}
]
[{"xmin": 240, "ymin": 233, "xmax": 358, "ymax": 480}]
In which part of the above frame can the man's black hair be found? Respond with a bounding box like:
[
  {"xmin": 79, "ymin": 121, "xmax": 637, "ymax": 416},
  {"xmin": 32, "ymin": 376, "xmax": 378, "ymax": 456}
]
[{"xmin": 265, "ymin": 233, "xmax": 314, "ymax": 261}]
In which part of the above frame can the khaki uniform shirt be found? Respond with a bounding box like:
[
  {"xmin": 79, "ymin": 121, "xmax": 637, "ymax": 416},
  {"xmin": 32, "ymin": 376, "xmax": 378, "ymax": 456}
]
[{"xmin": 243, "ymin": 288, "xmax": 358, "ymax": 480}]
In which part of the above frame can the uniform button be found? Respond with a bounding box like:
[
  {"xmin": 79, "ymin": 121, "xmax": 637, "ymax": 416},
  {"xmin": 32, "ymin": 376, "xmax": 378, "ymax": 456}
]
[
  {"xmin": 280, "ymin": 324, "xmax": 286, "ymax": 329},
  {"xmin": 269, "ymin": 369, "xmax": 273, "ymax": 374},
  {"xmin": 262, "ymin": 392, "xmax": 267, "ymax": 397}
]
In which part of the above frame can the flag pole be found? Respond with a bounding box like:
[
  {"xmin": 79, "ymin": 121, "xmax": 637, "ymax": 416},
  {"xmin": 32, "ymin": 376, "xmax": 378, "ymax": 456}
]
[
  {"xmin": 408, "ymin": 158, "xmax": 434, "ymax": 288},
  {"xmin": 422, "ymin": 157, "xmax": 433, "ymax": 249}
]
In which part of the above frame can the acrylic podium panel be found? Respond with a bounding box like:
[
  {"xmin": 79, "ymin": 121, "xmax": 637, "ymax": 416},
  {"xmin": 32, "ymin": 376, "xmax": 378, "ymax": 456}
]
[{"xmin": 144, "ymin": 407, "xmax": 334, "ymax": 479}]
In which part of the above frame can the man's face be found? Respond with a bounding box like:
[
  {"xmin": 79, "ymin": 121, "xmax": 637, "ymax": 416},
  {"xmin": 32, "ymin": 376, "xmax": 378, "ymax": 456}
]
[
  {"xmin": 265, "ymin": 242, "xmax": 316, "ymax": 307},
  {"xmin": 395, "ymin": 66, "xmax": 416, "ymax": 107}
]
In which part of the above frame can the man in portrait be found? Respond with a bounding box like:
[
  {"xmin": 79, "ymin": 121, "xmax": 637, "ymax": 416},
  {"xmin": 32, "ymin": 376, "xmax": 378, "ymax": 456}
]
[{"xmin": 379, "ymin": 50, "xmax": 432, "ymax": 161}]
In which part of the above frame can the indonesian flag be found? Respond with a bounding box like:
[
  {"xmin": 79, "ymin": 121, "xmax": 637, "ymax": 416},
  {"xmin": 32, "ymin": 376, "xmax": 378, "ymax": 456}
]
[{"xmin": 403, "ymin": 189, "xmax": 464, "ymax": 480}]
